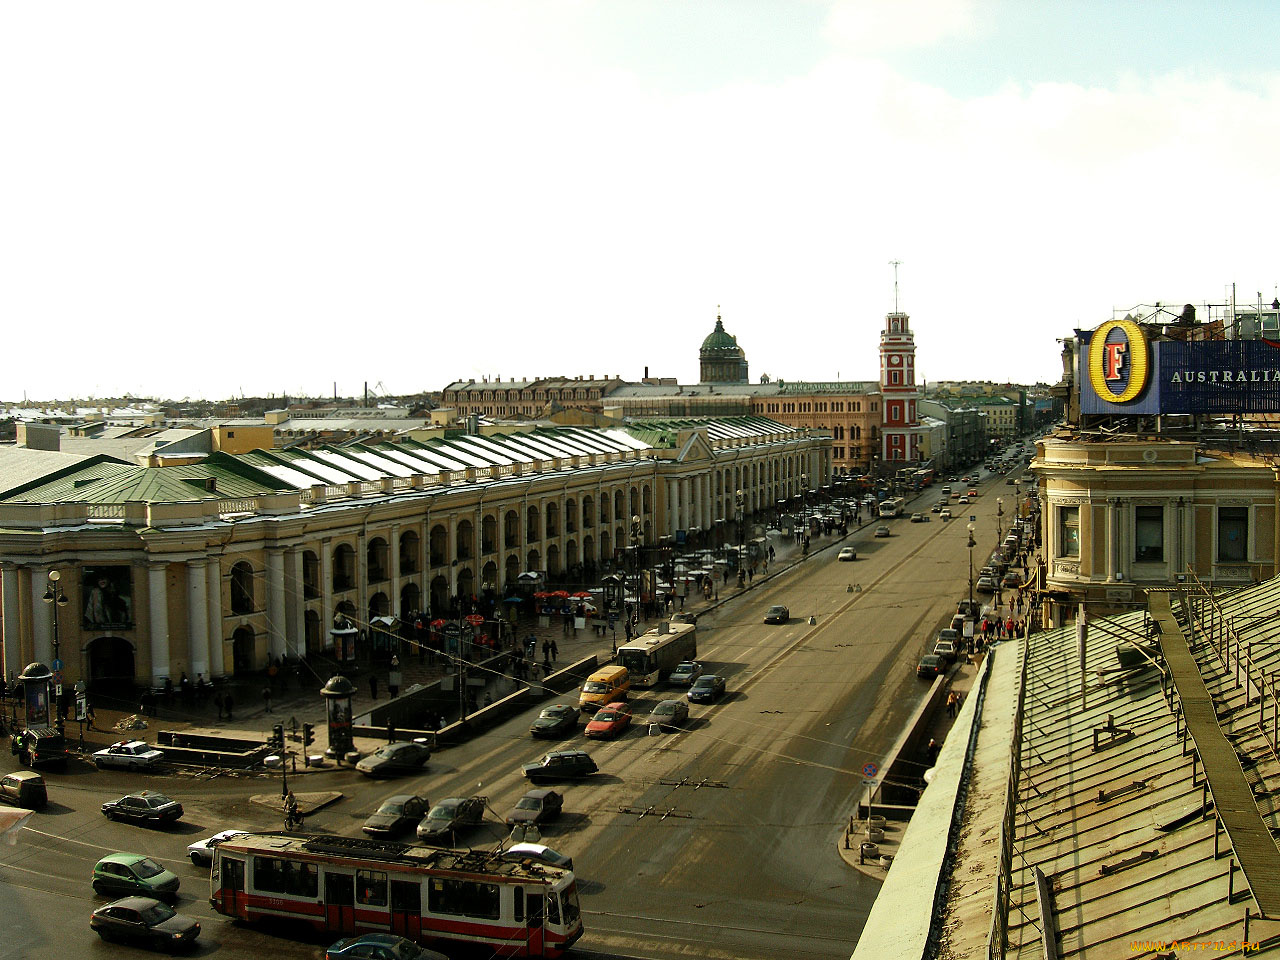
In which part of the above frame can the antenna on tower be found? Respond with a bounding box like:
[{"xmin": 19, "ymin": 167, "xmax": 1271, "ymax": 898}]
[{"xmin": 889, "ymin": 259, "xmax": 903, "ymax": 313}]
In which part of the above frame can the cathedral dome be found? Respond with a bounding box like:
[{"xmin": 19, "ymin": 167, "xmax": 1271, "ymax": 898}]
[
  {"xmin": 699, "ymin": 315, "xmax": 749, "ymax": 384},
  {"xmin": 700, "ymin": 319, "xmax": 740, "ymax": 354}
]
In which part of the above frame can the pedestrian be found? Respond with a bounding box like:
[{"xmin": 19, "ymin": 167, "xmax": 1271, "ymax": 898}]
[
  {"xmin": 223, "ymin": 691, "xmax": 234, "ymax": 721},
  {"xmin": 542, "ymin": 638, "xmax": 550, "ymax": 663},
  {"xmin": 85, "ymin": 700, "xmax": 97, "ymax": 730},
  {"xmin": 549, "ymin": 638, "xmax": 558, "ymax": 663},
  {"xmin": 369, "ymin": 675, "xmax": 379, "ymax": 700},
  {"xmin": 262, "ymin": 686, "xmax": 273, "ymax": 713},
  {"xmin": 926, "ymin": 738, "xmax": 940, "ymax": 765},
  {"xmin": 388, "ymin": 657, "xmax": 401, "ymax": 699},
  {"xmin": 946, "ymin": 692, "xmax": 957, "ymax": 718},
  {"xmin": 214, "ymin": 691, "xmax": 224, "ymax": 720}
]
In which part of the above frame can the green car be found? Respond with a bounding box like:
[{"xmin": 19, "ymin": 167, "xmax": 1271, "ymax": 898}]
[{"xmin": 92, "ymin": 853, "xmax": 180, "ymax": 900}]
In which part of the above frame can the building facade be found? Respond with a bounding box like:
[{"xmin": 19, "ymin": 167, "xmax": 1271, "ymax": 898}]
[{"xmin": 878, "ymin": 311, "xmax": 924, "ymax": 464}]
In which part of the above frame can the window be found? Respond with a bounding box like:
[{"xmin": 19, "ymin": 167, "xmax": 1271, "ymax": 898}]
[
  {"xmin": 1058, "ymin": 506, "xmax": 1079, "ymax": 557},
  {"xmin": 357, "ymin": 869, "xmax": 388, "ymax": 907},
  {"xmin": 1134, "ymin": 506, "xmax": 1163, "ymax": 562},
  {"xmin": 252, "ymin": 857, "xmax": 318, "ymax": 897},
  {"xmin": 1218, "ymin": 507, "xmax": 1249, "ymax": 562},
  {"xmin": 428, "ymin": 877, "xmax": 501, "ymax": 920}
]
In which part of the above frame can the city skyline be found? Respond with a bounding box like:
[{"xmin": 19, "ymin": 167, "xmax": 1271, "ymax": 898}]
[{"xmin": 5, "ymin": 1, "xmax": 1279, "ymax": 400}]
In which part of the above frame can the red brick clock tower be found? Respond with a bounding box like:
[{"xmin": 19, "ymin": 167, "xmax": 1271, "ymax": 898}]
[{"xmin": 879, "ymin": 308, "xmax": 922, "ymax": 465}]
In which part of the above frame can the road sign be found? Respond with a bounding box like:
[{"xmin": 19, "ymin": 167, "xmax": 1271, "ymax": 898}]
[
  {"xmin": 970, "ymin": 515, "xmax": 977, "ymax": 522},
  {"xmin": 861, "ymin": 761, "xmax": 879, "ymax": 778},
  {"xmin": 861, "ymin": 778, "xmax": 879, "ymax": 788},
  {"xmin": 51, "ymin": 659, "xmax": 63, "ymax": 671}
]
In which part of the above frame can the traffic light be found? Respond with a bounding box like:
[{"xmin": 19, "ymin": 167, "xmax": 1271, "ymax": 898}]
[
  {"xmin": 303, "ymin": 722, "xmax": 314, "ymax": 748},
  {"xmin": 271, "ymin": 723, "xmax": 284, "ymax": 751}
]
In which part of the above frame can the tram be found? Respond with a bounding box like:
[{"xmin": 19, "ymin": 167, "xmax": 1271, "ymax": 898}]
[{"xmin": 209, "ymin": 833, "xmax": 583, "ymax": 957}]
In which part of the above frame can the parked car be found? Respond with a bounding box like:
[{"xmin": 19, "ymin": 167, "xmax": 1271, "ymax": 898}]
[
  {"xmin": 529, "ymin": 704, "xmax": 578, "ymax": 739},
  {"xmin": 504, "ymin": 788, "xmax": 563, "ymax": 827},
  {"xmin": 186, "ymin": 830, "xmax": 250, "ymax": 866},
  {"xmin": 687, "ymin": 674, "xmax": 727, "ymax": 703},
  {"xmin": 933, "ymin": 639, "xmax": 959, "ymax": 663},
  {"xmin": 837, "ymin": 546, "xmax": 858, "ymax": 561},
  {"xmin": 101, "ymin": 791, "xmax": 183, "ymax": 826},
  {"xmin": 355, "ymin": 741, "xmax": 432, "ymax": 777},
  {"xmin": 647, "ymin": 699, "xmax": 690, "ymax": 729},
  {"xmin": 976, "ymin": 575, "xmax": 998, "ymax": 593},
  {"xmin": 1002, "ymin": 571, "xmax": 1024, "ymax": 588},
  {"xmin": 522, "ymin": 750, "xmax": 598, "ymax": 784},
  {"xmin": 874, "ymin": 526, "xmax": 891, "ymax": 538},
  {"xmin": 584, "ymin": 703, "xmax": 633, "ymax": 739},
  {"xmin": 326, "ymin": 934, "xmax": 450, "ymax": 960},
  {"xmin": 92, "ymin": 740, "xmax": 164, "ymax": 771},
  {"xmin": 764, "ymin": 604, "xmax": 790, "ymax": 624},
  {"xmin": 0, "ymin": 771, "xmax": 46, "ymax": 809},
  {"xmin": 416, "ymin": 796, "xmax": 486, "ymax": 844},
  {"xmin": 362, "ymin": 794, "xmax": 429, "ymax": 839},
  {"xmin": 916, "ymin": 655, "xmax": 946, "ymax": 679},
  {"xmin": 89, "ymin": 897, "xmax": 199, "ymax": 949},
  {"xmin": 92, "ymin": 854, "xmax": 181, "ymax": 900},
  {"xmin": 499, "ymin": 842, "xmax": 574, "ymax": 871},
  {"xmin": 668, "ymin": 661, "xmax": 704, "ymax": 685}
]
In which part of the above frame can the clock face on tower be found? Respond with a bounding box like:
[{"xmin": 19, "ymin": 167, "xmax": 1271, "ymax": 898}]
[{"xmin": 889, "ymin": 356, "xmax": 902, "ymax": 366}]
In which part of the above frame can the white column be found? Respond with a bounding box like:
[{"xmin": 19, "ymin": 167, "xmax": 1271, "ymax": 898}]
[
  {"xmin": 267, "ymin": 548, "xmax": 287, "ymax": 661},
  {"xmin": 320, "ymin": 542, "xmax": 334, "ymax": 650},
  {"xmin": 447, "ymin": 517, "xmax": 459, "ymax": 595},
  {"xmin": 1, "ymin": 563, "xmax": 21, "ymax": 680},
  {"xmin": 680, "ymin": 477, "xmax": 690, "ymax": 531},
  {"xmin": 186, "ymin": 560, "xmax": 209, "ymax": 680},
  {"xmin": 148, "ymin": 563, "xmax": 170, "ymax": 688},
  {"xmin": 667, "ymin": 479, "xmax": 678, "ymax": 537},
  {"xmin": 390, "ymin": 526, "xmax": 402, "ymax": 620},
  {"xmin": 30, "ymin": 567, "xmax": 51, "ymax": 665},
  {"xmin": 356, "ymin": 534, "xmax": 369, "ymax": 624},
  {"xmin": 1106, "ymin": 499, "xmax": 1118, "ymax": 581},
  {"xmin": 206, "ymin": 560, "xmax": 225, "ymax": 677},
  {"xmin": 288, "ymin": 548, "xmax": 305, "ymax": 660},
  {"xmin": 495, "ymin": 512, "xmax": 506, "ymax": 594}
]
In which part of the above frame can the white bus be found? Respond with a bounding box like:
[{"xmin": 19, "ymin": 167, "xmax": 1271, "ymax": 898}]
[
  {"xmin": 878, "ymin": 497, "xmax": 906, "ymax": 518},
  {"xmin": 615, "ymin": 621, "xmax": 697, "ymax": 687}
]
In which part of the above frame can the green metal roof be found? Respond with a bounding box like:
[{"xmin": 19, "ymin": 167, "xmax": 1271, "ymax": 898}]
[
  {"xmin": 2, "ymin": 452, "xmax": 290, "ymax": 504},
  {"xmin": 700, "ymin": 319, "xmax": 740, "ymax": 353}
]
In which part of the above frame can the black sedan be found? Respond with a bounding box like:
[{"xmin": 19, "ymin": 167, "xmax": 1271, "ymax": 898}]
[
  {"xmin": 917, "ymin": 655, "xmax": 945, "ymax": 679},
  {"xmin": 504, "ymin": 788, "xmax": 564, "ymax": 827},
  {"xmin": 763, "ymin": 605, "xmax": 789, "ymax": 624},
  {"xmin": 415, "ymin": 796, "xmax": 486, "ymax": 844},
  {"xmin": 355, "ymin": 741, "xmax": 432, "ymax": 777},
  {"xmin": 687, "ymin": 675, "xmax": 727, "ymax": 703},
  {"xmin": 90, "ymin": 897, "xmax": 199, "ymax": 950},
  {"xmin": 529, "ymin": 704, "xmax": 578, "ymax": 739},
  {"xmin": 522, "ymin": 750, "xmax": 598, "ymax": 784},
  {"xmin": 362, "ymin": 794, "xmax": 429, "ymax": 839},
  {"xmin": 101, "ymin": 791, "xmax": 184, "ymax": 826}
]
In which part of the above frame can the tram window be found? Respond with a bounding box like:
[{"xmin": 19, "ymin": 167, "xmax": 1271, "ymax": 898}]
[
  {"xmin": 428, "ymin": 877, "xmax": 501, "ymax": 920},
  {"xmin": 252, "ymin": 857, "xmax": 317, "ymax": 898},
  {"xmin": 356, "ymin": 869, "xmax": 388, "ymax": 907},
  {"xmin": 547, "ymin": 890, "xmax": 561, "ymax": 925},
  {"xmin": 514, "ymin": 887, "xmax": 524, "ymax": 922}
]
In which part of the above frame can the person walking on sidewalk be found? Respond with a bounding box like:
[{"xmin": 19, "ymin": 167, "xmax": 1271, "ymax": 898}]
[
  {"xmin": 549, "ymin": 638, "xmax": 558, "ymax": 663},
  {"xmin": 262, "ymin": 686, "xmax": 273, "ymax": 714}
]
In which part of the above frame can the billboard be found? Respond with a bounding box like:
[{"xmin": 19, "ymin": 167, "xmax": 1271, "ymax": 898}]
[
  {"xmin": 1080, "ymin": 322, "xmax": 1280, "ymax": 414},
  {"xmin": 81, "ymin": 566, "xmax": 134, "ymax": 630}
]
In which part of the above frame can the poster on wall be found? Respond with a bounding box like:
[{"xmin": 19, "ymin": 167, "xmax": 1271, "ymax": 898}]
[
  {"xmin": 24, "ymin": 682, "xmax": 49, "ymax": 727},
  {"xmin": 81, "ymin": 566, "xmax": 134, "ymax": 630}
]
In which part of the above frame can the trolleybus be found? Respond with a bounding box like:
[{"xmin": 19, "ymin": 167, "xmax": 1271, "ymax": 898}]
[
  {"xmin": 615, "ymin": 621, "xmax": 697, "ymax": 687},
  {"xmin": 209, "ymin": 833, "xmax": 582, "ymax": 957},
  {"xmin": 878, "ymin": 496, "xmax": 906, "ymax": 518}
]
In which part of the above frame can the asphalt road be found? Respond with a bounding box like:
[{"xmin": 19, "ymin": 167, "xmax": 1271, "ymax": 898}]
[{"xmin": 0, "ymin": 472, "xmax": 1013, "ymax": 960}]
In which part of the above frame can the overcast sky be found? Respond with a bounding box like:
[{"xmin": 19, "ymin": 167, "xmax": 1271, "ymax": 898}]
[{"xmin": 5, "ymin": 0, "xmax": 1279, "ymax": 402}]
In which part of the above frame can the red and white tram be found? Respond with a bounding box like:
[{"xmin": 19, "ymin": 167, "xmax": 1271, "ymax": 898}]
[{"xmin": 209, "ymin": 833, "xmax": 583, "ymax": 957}]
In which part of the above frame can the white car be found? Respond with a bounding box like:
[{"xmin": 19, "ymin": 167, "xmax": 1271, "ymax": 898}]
[
  {"xmin": 187, "ymin": 830, "xmax": 250, "ymax": 866},
  {"xmin": 838, "ymin": 546, "xmax": 857, "ymax": 561},
  {"xmin": 92, "ymin": 740, "xmax": 164, "ymax": 771},
  {"xmin": 500, "ymin": 842, "xmax": 575, "ymax": 871}
]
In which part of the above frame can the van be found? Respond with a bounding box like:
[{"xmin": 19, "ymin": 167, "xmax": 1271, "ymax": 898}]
[
  {"xmin": 578, "ymin": 665, "xmax": 630, "ymax": 713},
  {"xmin": 0, "ymin": 771, "xmax": 47, "ymax": 809}
]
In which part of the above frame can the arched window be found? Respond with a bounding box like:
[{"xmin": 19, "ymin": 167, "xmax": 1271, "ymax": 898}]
[{"xmin": 230, "ymin": 562, "xmax": 255, "ymax": 615}]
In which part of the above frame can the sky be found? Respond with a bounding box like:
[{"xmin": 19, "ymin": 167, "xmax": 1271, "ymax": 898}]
[{"xmin": 5, "ymin": 0, "xmax": 1280, "ymax": 403}]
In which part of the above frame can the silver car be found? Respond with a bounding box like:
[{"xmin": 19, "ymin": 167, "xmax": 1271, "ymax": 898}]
[{"xmin": 647, "ymin": 699, "xmax": 690, "ymax": 729}]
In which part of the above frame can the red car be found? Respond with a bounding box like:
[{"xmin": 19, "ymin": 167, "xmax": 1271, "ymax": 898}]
[{"xmin": 584, "ymin": 703, "xmax": 633, "ymax": 739}]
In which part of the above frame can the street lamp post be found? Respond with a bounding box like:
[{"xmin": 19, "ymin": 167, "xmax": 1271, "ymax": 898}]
[
  {"xmin": 734, "ymin": 490, "xmax": 745, "ymax": 584},
  {"xmin": 800, "ymin": 474, "xmax": 808, "ymax": 541},
  {"xmin": 630, "ymin": 516, "xmax": 643, "ymax": 622},
  {"xmin": 967, "ymin": 522, "xmax": 976, "ymax": 608},
  {"xmin": 997, "ymin": 498, "xmax": 1005, "ymax": 540},
  {"xmin": 42, "ymin": 570, "xmax": 69, "ymax": 739}
]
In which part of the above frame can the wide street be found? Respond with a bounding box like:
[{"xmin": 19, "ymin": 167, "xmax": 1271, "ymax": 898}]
[{"xmin": 0, "ymin": 470, "xmax": 1018, "ymax": 960}]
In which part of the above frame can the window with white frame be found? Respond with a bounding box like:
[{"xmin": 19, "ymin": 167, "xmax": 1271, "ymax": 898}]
[
  {"xmin": 1057, "ymin": 505, "xmax": 1079, "ymax": 557},
  {"xmin": 1134, "ymin": 505, "xmax": 1163, "ymax": 563},
  {"xmin": 1217, "ymin": 506, "xmax": 1248, "ymax": 562}
]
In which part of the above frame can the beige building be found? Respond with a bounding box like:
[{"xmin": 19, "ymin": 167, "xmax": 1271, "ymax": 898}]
[
  {"xmin": 752, "ymin": 381, "xmax": 881, "ymax": 474},
  {"xmin": 0, "ymin": 420, "xmax": 828, "ymax": 690}
]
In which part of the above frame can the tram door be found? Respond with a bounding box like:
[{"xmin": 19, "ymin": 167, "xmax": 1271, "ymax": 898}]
[
  {"xmin": 526, "ymin": 891, "xmax": 545, "ymax": 957},
  {"xmin": 219, "ymin": 858, "xmax": 246, "ymax": 918},
  {"xmin": 324, "ymin": 872, "xmax": 356, "ymax": 934},
  {"xmin": 390, "ymin": 880, "xmax": 421, "ymax": 940}
]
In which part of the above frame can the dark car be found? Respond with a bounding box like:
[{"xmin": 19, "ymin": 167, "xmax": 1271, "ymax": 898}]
[
  {"xmin": 764, "ymin": 605, "xmax": 789, "ymax": 624},
  {"xmin": 522, "ymin": 750, "xmax": 598, "ymax": 784},
  {"xmin": 415, "ymin": 796, "xmax": 486, "ymax": 844},
  {"xmin": 90, "ymin": 896, "xmax": 199, "ymax": 950},
  {"xmin": 362, "ymin": 794, "xmax": 429, "ymax": 839},
  {"xmin": 530, "ymin": 704, "xmax": 578, "ymax": 739},
  {"xmin": 917, "ymin": 655, "xmax": 945, "ymax": 679},
  {"xmin": 101, "ymin": 791, "xmax": 183, "ymax": 826},
  {"xmin": 92, "ymin": 854, "xmax": 181, "ymax": 900},
  {"xmin": 326, "ymin": 933, "xmax": 451, "ymax": 960},
  {"xmin": 647, "ymin": 699, "xmax": 690, "ymax": 729},
  {"xmin": 687, "ymin": 674, "xmax": 727, "ymax": 703},
  {"xmin": 0, "ymin": 771, "xmax": 46, "ymax": 809},
  {"xmin": 1002, "ymin": 570, "xmax": 1024, "ymax": 588},
  {"xmin": 504, "ymin": 788, "xmax": 564, "ymax": 827},
  {"xmin": 355, "ymin": 741, "xmax": 432, "ymax": 777}
]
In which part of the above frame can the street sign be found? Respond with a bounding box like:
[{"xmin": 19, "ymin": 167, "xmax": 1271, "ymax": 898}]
[
  {"xmin": 861, "ymin": 761, "xmax": 879, "ymax": 778},
  {"xmin": 970, "ymin": 515, "xmax": 977, "ymax": 522},
  {"xmin": 51, "ymin": 659, "xmax": 63, "ymax": 671},
  {"xmin": 861, "ymin": 778, "xmax": 879, "ymax": 788}
]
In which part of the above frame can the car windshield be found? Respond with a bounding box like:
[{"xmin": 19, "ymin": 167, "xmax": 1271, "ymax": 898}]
[
  {"xmin": 692, "ymin": 677, "xmax": 713, "ymax": 688},
  {"xmin": 428, "ymin": 804, "xmax": 458, "ymax": 820},
  {"xmin": 674, "ymin": 663, "xmax": 694, "ymax": 672},
  {"xmin": 595, "ymin": 710, "xmax": 622, "ymax": 721},
  {"xmin": 377, "ymin": 800, "xmax": 406, "ymax": 815},
  {"xmin": 515, "ymin": 797, "xmax": 541, "ymax": 811},
  {"xmin": 133, "ymin": 857, "xmax": 166, "ymax": 878},
  {"xmin": 139, "ymin": 902, "xmax": 176, "ymax": 924},
  {"xmin": 582, "ymin": 681, "xmax": 608, "ymax": 693},
  {"xmin": 539, "ymin": 707, "xmax": 565, "ymax": 719},
  {"xmin": 652, "ymin": 703, "xmax": 674, "ymax": 715},
  {"xmin": 768, "ymin": 606, "xmax": 785, "ymax": 615}
]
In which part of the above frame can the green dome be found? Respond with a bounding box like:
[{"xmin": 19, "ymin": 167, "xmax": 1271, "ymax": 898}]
[{"xmin": 700, "ymin": 319, "xmax": 739, "ymax": 353}]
